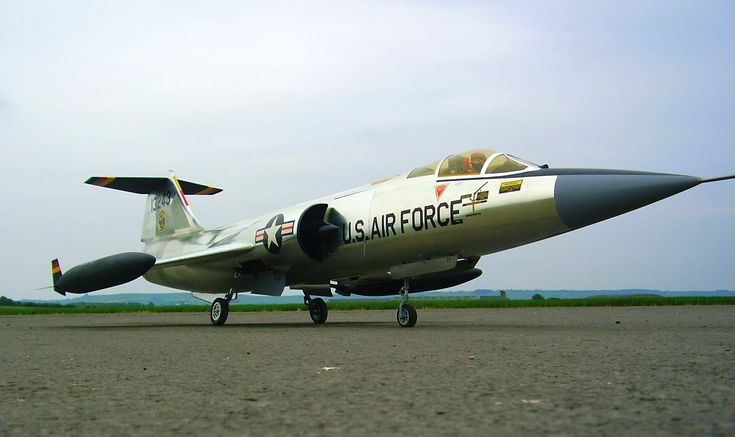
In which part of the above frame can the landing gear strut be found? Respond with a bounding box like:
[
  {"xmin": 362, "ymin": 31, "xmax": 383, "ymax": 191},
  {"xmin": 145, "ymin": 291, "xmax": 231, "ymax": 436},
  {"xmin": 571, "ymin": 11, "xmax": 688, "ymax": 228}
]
[
  {"xmin": 397, "ymin": 279, "xmax": 417, "ymax": 328},
  {"xmin": 304, "ymin": 295, "xmax": 328, "ymax": 324},
  {"xmin": 210, "ymin": 289, "xmax": 236, "ymax": 326}
]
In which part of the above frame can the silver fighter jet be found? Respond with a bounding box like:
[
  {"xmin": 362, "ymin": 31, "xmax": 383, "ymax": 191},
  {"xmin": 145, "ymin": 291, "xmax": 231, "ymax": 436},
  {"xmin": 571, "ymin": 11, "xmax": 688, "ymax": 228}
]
[{"xmin": 51, "ymin": 149, "xmax": 734, "ymax": 327}]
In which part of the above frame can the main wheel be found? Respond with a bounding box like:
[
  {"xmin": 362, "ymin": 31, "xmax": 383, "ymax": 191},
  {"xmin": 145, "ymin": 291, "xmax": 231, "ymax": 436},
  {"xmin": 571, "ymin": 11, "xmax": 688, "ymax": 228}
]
[
  {"xmin": 397, "ymin": 303, "xmax": 417, "ymax": 328},
  {"xmin": 309, "ymin": 298, "xmax": 328, "ymax": 324},
  {"xmin": 210, "ymin": 298, "xmax": 229, "ymax": 326}
]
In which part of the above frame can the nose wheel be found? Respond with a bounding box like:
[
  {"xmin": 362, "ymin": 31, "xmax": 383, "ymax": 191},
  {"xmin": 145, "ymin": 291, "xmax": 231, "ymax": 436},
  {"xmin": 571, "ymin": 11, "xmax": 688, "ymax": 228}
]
[
  {"xmin": 397, "ymin": 302, "xmax": 417, "ymax": 327},
  {"xmin": 397, "ymin": 279, "xmax": 417, "ymax": 327},
  {"xmin": 304, "ymin": 295, "xmax": 328, "ymax": 324}
]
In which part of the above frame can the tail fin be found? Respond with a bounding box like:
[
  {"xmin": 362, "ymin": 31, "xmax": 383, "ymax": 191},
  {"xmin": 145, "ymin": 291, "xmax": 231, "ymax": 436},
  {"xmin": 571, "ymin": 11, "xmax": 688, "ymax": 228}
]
[
  {"xmin": 51, "ymin": 259, "xmax": 64, "ymax": 295},
  {"xmin": 85, "ymin": 172, "xmax": 222, "ymax": 242}
]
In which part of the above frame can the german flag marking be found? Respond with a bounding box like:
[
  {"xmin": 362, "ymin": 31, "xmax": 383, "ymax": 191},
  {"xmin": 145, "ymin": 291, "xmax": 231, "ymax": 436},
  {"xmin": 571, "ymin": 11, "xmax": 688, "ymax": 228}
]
[
  {"xmin": 89, "ymin": 177, "xmax": 116, "ymax": 187},
  {"xmin": 195, "ymin": 187, "xmax": 222, "ymax": 195}
]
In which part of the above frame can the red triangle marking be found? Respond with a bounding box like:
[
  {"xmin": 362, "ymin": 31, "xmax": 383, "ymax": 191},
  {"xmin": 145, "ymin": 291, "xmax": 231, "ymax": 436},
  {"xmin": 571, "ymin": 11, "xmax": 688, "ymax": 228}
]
[{"xmin": 435, "ymin": 184, "xmax": 448, "ymax": 200}]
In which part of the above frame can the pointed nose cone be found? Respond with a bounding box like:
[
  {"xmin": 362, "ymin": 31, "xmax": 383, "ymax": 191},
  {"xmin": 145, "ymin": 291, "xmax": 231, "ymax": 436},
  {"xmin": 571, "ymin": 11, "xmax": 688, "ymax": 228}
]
[{"xmin": 554, "ymin": 172, "xmax": 700, "ymax": 230}]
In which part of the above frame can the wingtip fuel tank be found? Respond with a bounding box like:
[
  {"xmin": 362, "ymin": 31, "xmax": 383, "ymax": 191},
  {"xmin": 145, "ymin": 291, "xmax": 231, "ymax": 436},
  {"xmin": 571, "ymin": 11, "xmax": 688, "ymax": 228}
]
[{"xmin": 52, "ymin": 252, "xmax": 156, "ymax": 295}]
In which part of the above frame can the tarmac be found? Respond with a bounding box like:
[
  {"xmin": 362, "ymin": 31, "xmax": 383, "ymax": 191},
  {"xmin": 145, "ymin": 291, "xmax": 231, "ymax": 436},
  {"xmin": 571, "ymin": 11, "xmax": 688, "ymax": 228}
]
[{"xmin": 1, "ymin": 306, "xmax": 734, "ymax": 436}]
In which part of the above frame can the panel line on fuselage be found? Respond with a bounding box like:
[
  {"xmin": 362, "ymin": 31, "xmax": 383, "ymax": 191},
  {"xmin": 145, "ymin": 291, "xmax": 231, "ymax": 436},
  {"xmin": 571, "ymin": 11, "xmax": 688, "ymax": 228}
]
[{"xmin": 435, "ymin": 168, "xmax": 681, "ymax": 183}]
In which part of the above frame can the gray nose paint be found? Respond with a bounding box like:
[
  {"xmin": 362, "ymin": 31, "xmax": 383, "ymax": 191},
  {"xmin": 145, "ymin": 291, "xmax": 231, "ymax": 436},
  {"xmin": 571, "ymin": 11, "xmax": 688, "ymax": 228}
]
[{"xmin": 554, "ymin": 172, "xmax": 701, "ymax": 230}]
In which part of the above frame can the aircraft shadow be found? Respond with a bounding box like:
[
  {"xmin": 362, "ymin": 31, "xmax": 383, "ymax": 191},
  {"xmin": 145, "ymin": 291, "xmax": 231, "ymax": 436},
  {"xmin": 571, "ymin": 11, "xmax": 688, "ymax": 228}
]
[
  {"xmin": 59, "ymin": 321, "xmax": 398, "ymax": 330},
  {"xmin": 51, "ymin": 321, "xmax": 584, "ymax": 331}
]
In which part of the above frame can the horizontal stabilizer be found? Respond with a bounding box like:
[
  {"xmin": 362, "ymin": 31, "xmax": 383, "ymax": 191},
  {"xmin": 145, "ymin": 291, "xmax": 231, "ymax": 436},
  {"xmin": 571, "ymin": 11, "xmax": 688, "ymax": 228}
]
[
  {"xmin": 85, "ymin": 177, "xmax": 222, "ymax": 195},
  {"xmin": 153, "ymin": 243, "xmax": 255, "ymax": 268}
]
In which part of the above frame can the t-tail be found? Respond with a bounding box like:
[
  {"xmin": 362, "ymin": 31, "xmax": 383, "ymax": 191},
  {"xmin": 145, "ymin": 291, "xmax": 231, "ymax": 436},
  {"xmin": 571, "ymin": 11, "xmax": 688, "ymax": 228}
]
[
  {"xmin": 85, "ymin": 172, "xmax": 222, "ymax": 242},
  {"xmin": 45, "ymin": 173, "xmax": 219, "ymax": 295}
]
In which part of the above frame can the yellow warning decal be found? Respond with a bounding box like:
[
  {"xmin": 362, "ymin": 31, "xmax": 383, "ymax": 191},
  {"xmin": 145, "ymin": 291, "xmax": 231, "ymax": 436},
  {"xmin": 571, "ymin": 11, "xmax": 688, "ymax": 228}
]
[{"xmin": 499, "ymin": 180, "xmax": 523, "ymax": 194}]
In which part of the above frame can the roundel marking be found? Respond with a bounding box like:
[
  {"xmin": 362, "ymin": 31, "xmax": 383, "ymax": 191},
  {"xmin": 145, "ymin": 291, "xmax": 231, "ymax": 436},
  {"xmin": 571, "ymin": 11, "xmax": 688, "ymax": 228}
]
[{"xmin": 255, "ymin": 214, "xmax": 295, "ymax": 254}]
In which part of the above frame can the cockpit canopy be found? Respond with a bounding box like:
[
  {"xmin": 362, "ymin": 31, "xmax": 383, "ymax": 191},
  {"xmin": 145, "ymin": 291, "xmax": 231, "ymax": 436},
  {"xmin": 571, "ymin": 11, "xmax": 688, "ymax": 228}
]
[{"xmin": 407, "ymin": 149, "xmax": 540, "ymax": 179}]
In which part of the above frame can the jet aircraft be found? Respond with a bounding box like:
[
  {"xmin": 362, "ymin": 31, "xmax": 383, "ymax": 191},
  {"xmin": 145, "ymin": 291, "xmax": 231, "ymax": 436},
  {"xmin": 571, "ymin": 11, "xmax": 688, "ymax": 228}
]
[{"xmin": 51, "ymin": 149, "xmax": 734, "ymax": 327}]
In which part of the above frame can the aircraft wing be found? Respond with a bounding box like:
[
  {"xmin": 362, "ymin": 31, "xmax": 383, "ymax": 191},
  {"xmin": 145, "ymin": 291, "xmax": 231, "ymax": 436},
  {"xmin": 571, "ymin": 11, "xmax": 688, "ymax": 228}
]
[{"xmin": 152, "ymin": 242, "xmax": 255, "ymax": 268}]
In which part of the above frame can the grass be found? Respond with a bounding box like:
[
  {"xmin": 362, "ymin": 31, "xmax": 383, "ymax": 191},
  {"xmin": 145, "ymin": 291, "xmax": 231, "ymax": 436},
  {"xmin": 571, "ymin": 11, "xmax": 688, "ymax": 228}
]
[{"xmin": 1, "ymin": 296, "xmax": 734, "ymax": 316}]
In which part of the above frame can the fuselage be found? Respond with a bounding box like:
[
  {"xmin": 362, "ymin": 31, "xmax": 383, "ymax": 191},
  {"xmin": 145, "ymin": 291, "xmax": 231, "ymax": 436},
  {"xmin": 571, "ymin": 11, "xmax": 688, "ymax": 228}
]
[{"xmin": 141, "ymin": 149, "xmax": 702, "ymax": 296}]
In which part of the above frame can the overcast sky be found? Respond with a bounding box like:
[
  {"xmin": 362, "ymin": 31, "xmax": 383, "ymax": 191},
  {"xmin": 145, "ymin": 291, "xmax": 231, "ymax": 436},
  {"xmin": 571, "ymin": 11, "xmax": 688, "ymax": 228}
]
[{"xmin": 1, "ymin": 0, "xmax": 734, "ymax": 301}]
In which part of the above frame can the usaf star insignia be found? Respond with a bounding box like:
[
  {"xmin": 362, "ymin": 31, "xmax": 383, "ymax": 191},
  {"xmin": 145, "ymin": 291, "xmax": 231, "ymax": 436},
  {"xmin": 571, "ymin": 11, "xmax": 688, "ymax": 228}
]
[{"xmin": 255, "ymin": 214, "xmax": 295, "ymax": 254}]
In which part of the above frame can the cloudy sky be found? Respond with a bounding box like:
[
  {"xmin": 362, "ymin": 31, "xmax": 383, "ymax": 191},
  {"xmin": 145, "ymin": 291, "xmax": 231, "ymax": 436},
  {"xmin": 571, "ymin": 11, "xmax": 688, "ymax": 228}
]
[{"xmin": 1, "ymin": 0, "xmax": 734, "ymax": 300}]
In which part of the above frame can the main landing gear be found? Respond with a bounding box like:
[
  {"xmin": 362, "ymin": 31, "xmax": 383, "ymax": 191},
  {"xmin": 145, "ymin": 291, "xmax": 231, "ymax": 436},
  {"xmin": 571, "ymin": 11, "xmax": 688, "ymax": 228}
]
[
  {"xmin": 397, "ymin": 279, "xmax": 417, "ymax": 328},
  {"xmin": 210, "ymin": 289, "xmax": 236, "ymax": 326},
  {"xmin": 304, "ymin": 295, "xmax": 328, "ymax": 324}
]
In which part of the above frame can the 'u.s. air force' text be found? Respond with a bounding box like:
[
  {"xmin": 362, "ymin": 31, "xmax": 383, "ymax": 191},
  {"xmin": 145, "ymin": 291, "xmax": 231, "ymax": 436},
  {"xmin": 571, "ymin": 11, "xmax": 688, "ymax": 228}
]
[{"xmin": 342, "ymin": 200, "xmax": 463, "ymax": 244}]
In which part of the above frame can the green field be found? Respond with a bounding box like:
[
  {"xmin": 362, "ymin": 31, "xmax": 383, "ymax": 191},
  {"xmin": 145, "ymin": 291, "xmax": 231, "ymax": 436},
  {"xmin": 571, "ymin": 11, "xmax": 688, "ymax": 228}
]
[{"xmin": 1, "ymin": 296, "xmax": 735, "ymax": 316}]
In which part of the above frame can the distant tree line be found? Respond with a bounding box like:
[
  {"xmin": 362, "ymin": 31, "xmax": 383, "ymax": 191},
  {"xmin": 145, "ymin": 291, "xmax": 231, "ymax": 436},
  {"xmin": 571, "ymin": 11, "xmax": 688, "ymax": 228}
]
[
  {"xmin": 0, "ymin": 296, "xmax": 64, "ymax": 307},
  {"xmin": 0, "ymin": 296, "xmax": 159, "ymax": 308}
]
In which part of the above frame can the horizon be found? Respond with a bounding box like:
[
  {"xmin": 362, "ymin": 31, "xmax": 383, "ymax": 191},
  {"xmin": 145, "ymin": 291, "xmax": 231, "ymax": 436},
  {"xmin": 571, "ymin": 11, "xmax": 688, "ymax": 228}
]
[{"xmin": 10, "ymin": 287, "xmax": 735, "ymax": 304}]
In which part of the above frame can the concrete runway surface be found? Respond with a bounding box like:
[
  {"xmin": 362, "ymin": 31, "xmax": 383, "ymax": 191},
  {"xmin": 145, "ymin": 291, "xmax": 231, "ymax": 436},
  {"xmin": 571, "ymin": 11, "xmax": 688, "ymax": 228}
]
[{"xmin": 1, "ymin": 306, "xmax": 734, "ymax": 436}]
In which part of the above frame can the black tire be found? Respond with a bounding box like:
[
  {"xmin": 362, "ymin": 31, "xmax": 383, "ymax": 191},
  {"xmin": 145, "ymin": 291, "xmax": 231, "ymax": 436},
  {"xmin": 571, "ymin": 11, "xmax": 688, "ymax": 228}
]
[
  {"xmin": 210, "ymin": 298, "xmax": 229, "ymax": 326},
  {"xmin": 397, "ymin": 303, "xmax": 417, "ymax": 328},
  {"xmin": 309, "ymin": 298, "xmax": 328, "ymax": 324}
]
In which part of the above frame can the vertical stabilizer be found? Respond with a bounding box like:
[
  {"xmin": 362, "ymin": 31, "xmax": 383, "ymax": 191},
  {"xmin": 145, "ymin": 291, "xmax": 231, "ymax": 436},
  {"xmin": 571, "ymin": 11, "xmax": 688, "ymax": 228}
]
[
  {"xmin": 141, "ymin": 172, "xmax": 204, "ymax": 242},
  {"xmin": 85, "ymin": 173, "xmax": 222, "ymax": 243}
]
